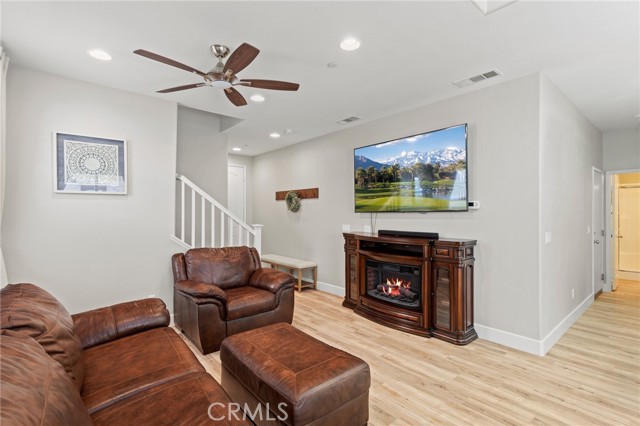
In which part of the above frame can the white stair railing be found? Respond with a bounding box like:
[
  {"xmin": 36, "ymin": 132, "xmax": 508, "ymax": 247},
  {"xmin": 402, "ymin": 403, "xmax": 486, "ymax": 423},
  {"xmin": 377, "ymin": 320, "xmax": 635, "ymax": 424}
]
[{"xmin": 173, "ymin": 174, "xmax": 262, "ymax": 253}]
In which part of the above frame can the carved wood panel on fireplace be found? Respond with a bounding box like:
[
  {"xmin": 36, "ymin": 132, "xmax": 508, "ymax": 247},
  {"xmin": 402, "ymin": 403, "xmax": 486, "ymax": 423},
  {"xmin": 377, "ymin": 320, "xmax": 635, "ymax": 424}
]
[{"xmin": 342, "ymin": 232, "xmax": 477, "ymax": 345}]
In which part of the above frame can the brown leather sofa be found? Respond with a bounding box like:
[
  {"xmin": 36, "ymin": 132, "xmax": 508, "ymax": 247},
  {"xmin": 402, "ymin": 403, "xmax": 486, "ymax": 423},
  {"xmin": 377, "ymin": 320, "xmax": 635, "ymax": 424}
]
[
  {"xmin": 172, "ymin": 246, "xmax": 295, "ymax": 354},
  {"xmin": 0, "ymin": 283, "xmax": 251, "ymax": 426}
]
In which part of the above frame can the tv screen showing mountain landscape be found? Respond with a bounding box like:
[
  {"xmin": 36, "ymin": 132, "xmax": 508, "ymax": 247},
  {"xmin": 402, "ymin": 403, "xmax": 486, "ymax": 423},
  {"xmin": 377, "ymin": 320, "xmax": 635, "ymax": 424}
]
[{"xmin": 354, "ymin": 124, "xmax": 468, "ymax": 212}]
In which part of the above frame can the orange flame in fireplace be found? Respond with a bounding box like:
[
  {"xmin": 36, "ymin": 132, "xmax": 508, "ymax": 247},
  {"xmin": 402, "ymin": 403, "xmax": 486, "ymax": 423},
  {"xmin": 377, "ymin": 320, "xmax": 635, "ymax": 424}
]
[{"xmin": 382, "ymin": 277, "xmax": 411, "ymax": 297}]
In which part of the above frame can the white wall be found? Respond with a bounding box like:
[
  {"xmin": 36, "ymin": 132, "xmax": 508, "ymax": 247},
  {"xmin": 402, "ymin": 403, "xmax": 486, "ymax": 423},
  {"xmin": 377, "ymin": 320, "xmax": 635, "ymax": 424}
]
[
  {"xmin": 539, "ymin": 75, "xmax": 603, "ymax": 349},
  {"xmin": 603, "ymin": 129, "xmax": 640, "ymax": 171},
  {"xmin": 253, "ymin": 74, "xmax": 543, "ymax": 344},
  {"xmin": 228, "ymin": 154, "xmax": 254, "ymax": 224},
  {"xmin": 177, "ymin": 106, "xmax": 228, "ymax": 204},
  {"xmin": 3, "ymin": 67, "xmax": 180, "ymax": 313}
]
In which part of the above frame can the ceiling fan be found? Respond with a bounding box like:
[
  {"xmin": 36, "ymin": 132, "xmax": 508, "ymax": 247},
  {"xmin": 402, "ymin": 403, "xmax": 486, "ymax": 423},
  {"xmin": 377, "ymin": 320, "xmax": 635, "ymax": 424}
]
[{"xmin": 133, "ymin": 43, "xmax": 299, "ymax": 107}]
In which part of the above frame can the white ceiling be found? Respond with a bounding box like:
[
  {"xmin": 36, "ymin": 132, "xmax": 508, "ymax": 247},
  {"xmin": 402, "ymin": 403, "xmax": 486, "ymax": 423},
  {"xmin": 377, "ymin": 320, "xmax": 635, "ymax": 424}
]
[{"xmin": 2, "ymin": 1, "xmax": 638, "ymax": 156}]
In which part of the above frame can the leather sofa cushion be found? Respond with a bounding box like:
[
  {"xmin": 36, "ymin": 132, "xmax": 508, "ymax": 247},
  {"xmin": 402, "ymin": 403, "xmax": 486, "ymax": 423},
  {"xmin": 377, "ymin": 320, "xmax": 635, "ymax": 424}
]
[
  {"xmin": 221, "ymin": 323, "xmax": 371, "ymax": 426},
  {"xmin": 184, "ymin": 247, "xmax": 260, "ymax": 290},
  {"xmin": 225, "ymin": 287, "xmax": 276, "ymax": 320},
  {"xmin": 91, "ymin": 372, "xmax": 252, "ymax": 426},
  {"xmin": 0, "ymin": 283, "xmax": 85, "ymax": 390},
  {"xmin": 0, "ymin": 330, "xmax": 93, "ymax": 426},
  {"xmin": 72, "ymin": 298, "xmax": 170, "ymax": 349},
  {"xmin": 81, "ymin": 327, "xmax": 204, "ymax": 414}
]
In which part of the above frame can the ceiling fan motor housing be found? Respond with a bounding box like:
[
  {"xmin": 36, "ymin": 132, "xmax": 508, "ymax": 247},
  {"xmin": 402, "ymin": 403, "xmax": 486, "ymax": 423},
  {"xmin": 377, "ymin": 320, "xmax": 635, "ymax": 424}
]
[{"xmin": 211, "ymin": 44, "xmax": 230, "ymax": 59}]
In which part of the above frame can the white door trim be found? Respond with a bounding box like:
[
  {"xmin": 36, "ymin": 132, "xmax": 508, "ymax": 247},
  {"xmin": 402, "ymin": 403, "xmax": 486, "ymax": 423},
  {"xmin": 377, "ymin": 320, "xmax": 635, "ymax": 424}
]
[
  {"xmin": 592, "ymin": 167, "xmax": 604, "ymax": 297},
  {"xmin": 604, "ymin": 168, "xmax": 640, "ymax": 292}
]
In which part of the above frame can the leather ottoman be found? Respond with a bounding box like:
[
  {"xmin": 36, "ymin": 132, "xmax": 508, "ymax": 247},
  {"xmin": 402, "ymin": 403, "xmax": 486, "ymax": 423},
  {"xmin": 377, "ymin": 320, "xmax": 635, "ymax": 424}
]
[{"xmin": 220, "ymin": 323, "xmax": 370, "ymax": 426}]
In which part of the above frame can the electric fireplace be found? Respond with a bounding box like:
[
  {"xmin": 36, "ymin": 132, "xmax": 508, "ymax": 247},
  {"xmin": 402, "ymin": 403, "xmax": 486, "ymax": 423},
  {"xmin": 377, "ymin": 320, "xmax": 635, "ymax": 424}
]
[
  {"xmin": 342, "ymin": 231, "xmax": 478, "ymax": 345},
  {"xmin": 365, "ymin": 259, "xmax": 422, "ymax": 311}
]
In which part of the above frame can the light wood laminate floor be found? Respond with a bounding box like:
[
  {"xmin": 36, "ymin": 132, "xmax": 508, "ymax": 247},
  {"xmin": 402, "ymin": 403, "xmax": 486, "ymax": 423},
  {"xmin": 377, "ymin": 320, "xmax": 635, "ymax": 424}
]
[{"xmin": 180, "ymin": 280, "xmax": 640, "ymax": 425}]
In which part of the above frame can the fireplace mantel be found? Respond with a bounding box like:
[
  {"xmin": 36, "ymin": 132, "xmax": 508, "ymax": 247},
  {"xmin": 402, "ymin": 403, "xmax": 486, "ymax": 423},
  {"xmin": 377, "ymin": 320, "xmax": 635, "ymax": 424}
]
[{"xmin": 343, "ymin": 232, "xmax": 477, "ymax": 345}]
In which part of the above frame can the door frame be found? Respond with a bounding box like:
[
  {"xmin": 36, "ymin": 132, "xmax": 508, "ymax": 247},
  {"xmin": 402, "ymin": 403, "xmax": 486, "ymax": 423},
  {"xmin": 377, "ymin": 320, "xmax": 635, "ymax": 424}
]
[
  {"xmin": 592, "ymin": 167, "xmax": 604, "ymax": 297},
  {"xmin": 604, "ymin": 168, "xmax": 640, "ymax": 291},
  {"xmin": 227, "ymin": 164, "xmax": 247, "ymax": 222}
]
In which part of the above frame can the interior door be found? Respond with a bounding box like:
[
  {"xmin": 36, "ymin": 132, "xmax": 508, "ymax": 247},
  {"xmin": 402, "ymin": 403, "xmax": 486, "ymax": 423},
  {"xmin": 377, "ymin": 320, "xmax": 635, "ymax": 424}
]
[
  {"xmin": 593, "ymin": 168, "xmax": 604, "ymax": 295},
  {"xmin": 618, "ymin": 187, "xmax": 640, "ymax": 272},
  {"xmin": 227, "ymin": 164, "xmax": 246, "ymax": 246}
]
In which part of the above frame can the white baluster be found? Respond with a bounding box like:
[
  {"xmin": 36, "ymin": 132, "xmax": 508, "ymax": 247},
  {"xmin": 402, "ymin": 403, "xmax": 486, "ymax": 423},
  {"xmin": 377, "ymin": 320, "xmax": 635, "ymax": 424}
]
[
  {"xmin": 201, "ymin": 195, "xmax": 205, "ymax": 247},
  {"xmin": 211, "ymin": 204, "xmax": 215, "ymax": 248},
  {"xmin": 220, "ymin": 214, "xmax": 225, "ymax": 247},
  {"xmin": 252, "ymin": 224, "xmax": 263, "ymax": 254},
  {"xmin": 191, "ymin": 189, "xmax": 196, "ymax": 247},
  {"xmin": 180, "ymin": 180, "xmax": 185, "ymax": 241}
]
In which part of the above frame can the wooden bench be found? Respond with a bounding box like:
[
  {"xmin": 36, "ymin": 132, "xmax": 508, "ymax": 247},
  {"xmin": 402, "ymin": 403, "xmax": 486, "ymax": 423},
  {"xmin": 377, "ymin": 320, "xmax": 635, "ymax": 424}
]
[{"xmin": 260, "ymin": 254, "xmax": 317, "ymax": 292}]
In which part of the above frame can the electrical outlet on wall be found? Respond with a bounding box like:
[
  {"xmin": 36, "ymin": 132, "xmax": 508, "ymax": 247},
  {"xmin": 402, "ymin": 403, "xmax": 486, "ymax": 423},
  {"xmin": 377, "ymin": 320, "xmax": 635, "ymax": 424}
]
[
  {"xmin": 363, "ymin": 225, "xmax": 372, "ymax": 233},
  {"xmin": 342, "ymin": 224, "xmax": 351, "ymax": 232}
]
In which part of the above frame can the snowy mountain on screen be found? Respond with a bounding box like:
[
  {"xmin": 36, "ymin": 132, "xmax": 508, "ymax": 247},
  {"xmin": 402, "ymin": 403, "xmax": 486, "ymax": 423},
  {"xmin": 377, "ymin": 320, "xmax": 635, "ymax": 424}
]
[{"xmin": 380, "ymin": 147, "xmax": 465, "ymax": 167}]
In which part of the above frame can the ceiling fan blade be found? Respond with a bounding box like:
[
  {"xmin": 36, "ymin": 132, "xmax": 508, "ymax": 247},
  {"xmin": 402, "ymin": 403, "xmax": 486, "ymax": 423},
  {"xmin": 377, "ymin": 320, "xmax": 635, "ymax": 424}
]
[
  {"xmin": 224, "ymin": 87, "xmax": 248, "ymax": 107},
  {"xmin": 240, "ymin": 79, "xmax": 299, "ymax": 91},
  {"xmin": 134, "ymin": 49, "xmax": 207, "ymax": 77},
  {"xmin": 157, "ymin": 83, "xmax": 207, "ymax": 93},
  {"xmin": 223, "ymin": 43, "xmax": 260, "ymax": 75}
]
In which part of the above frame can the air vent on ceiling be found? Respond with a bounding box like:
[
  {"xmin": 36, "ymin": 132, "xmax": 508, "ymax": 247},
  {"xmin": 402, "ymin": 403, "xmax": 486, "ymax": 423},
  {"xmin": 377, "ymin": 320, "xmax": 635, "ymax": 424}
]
[
  {"xmin": 453, "ymin": 69, "xmax": 502, "ymax": 88},
  {"xmin": 337, "ymin": 116, "xmax": 361, "ymax": 125}
]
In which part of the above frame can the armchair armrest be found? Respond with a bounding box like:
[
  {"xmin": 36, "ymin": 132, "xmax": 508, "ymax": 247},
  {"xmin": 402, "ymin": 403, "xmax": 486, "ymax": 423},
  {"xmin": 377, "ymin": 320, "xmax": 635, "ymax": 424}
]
[
  {"xmin": 72, "ymin": 298, "xmax": 169, "ymax": 349},
  {"xmin": 175, "ymin": 280, "xmax": 227, "ymax": 303},
  {"xmin": 249, "ymin": 268, "xmax": 295, "ymax": 293}
]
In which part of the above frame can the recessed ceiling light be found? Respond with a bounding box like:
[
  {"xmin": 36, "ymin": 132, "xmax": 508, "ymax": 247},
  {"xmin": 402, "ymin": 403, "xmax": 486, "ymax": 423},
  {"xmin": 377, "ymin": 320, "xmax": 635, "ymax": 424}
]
[
  {"xmin": 269, "ymin": 132, "xmax": 281, "ymax": 139},
  {"xmin": 87, "ymin": 49, "xmax": 112, "ymax": 61},
  {"xmin": 250, "ymin": 94, "xmax": 265, "ymax": 102},
  {"xmin": 232, "ymin": 147, "xmax": 242, "ymax": 152},
  {"xmin": 340, "ymin": 38, "xmax": 361, "ymax": 51}
]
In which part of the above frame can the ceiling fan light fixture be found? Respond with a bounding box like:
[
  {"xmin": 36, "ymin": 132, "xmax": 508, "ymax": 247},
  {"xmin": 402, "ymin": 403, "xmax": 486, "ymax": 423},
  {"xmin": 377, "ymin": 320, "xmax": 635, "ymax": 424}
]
[
  {"xmin": 340, "ymin": 38, "xmax": 361, "ymax": 51},
  {"xmin": 250, "ymin": 94, "xmax": 266, "ymax": 102},
  {"xmin": 211, "ymin": 80, "xmax": 232, "ymax": 89},
  {"xmin": 87, "ymin": 49, "xmax": 112, "ymax": 61}
]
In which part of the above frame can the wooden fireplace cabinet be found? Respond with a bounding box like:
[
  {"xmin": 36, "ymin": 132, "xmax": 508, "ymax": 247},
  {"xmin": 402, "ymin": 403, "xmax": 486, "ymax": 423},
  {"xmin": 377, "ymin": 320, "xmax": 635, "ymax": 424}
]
[{"xmin": 343, "ymin": 232, "xmax": 477, "ymax": 345}]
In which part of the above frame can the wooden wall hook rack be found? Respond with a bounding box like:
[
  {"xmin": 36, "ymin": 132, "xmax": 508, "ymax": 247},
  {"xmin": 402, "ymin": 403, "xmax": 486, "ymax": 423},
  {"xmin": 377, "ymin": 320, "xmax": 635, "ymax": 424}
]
[{"xmin": 275, "ymin": 188, "xmax": 319, "ymax": 200}]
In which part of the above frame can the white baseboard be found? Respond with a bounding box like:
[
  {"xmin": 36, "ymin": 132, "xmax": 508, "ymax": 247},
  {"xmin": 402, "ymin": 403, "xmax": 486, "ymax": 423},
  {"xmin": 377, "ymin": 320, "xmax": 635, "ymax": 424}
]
[
  {"xmin": 616, "ymin": 271, "xmax": 640, "ymax": 281},
  {"xmin": 475, "ymin": 324, "xmax": 543, "ymax": 355},
  {"xmin": 476, "ymin": 293, "xmax": 593, "ymax": 356},
  {"xmin": 316, "ymin": 281, "xmax": 345, "ymax": 297},
  {"xmin": 540, "ymin": 293, "xmax": 593, "ymax": 355}
]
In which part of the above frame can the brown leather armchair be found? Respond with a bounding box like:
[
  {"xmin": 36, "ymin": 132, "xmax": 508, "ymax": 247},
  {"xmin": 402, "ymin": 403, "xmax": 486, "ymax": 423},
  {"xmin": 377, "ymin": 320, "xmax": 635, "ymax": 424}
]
[{"xmin": 172, "ymin": 246, "xmax": 295, "ymax": 354}]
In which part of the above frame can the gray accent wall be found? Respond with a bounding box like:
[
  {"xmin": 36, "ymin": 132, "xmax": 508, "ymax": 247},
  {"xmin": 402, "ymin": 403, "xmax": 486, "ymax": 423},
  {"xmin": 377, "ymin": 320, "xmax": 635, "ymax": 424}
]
[
  {"xmin": 176, "ymin": 106, "xmax": 228, "ymax": 204},
  {"xmin": 539, "ymin": 74, "xmax": 603, "ymax": 342},
  {"xmin": 603, "ymin": 129, "xmax": 640, "ymax": 171},
  {"xmin": 252, "ymin": 73, "xmax": 603, "ymax": 354}
]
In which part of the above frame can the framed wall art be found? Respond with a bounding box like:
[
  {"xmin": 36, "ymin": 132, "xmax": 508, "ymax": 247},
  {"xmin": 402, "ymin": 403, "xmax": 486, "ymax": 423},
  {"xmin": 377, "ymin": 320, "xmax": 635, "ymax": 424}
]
[{"xmin": 53, "ymin": 132, "xmax": 127, "ymax": 194}]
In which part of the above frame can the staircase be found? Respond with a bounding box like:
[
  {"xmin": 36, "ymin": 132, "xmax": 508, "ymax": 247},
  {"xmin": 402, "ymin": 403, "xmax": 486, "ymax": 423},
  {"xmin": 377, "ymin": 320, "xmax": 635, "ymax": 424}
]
[{"xmin": 172, "ymin": 174, "xmax": 262, "ymax": 253}]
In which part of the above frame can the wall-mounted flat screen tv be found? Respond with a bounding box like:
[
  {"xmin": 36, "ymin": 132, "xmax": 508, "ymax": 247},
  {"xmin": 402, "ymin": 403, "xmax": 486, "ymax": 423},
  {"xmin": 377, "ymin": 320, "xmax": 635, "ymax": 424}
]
[{"xmin": 354, "ymin": 123, "xmax": 468, "ymax": 213}]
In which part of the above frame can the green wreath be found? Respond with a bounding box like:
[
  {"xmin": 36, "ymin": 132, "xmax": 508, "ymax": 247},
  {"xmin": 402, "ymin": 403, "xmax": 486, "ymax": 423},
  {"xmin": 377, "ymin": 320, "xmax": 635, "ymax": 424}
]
[{"xmin": 285, "ymin": 191, "xmax": 301, "ymax": 212}]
